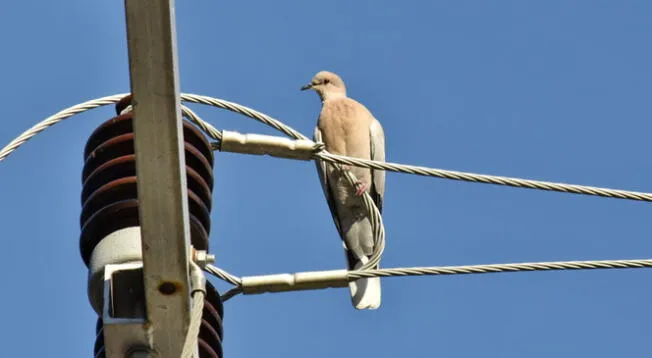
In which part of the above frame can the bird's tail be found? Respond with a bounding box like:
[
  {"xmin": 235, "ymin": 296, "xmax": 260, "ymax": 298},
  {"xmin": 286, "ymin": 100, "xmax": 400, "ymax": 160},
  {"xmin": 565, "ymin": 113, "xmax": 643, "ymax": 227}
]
[{"xmin": 348, "ymin": 256, "xmax": 381, "ymax": 310}]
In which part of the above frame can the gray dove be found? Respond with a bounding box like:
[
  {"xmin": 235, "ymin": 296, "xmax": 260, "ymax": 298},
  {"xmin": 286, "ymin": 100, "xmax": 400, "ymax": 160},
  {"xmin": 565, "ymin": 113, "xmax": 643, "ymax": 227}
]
[{"xmin": 301, "ymin": 71, "xmax": 386, "ymax": 310}]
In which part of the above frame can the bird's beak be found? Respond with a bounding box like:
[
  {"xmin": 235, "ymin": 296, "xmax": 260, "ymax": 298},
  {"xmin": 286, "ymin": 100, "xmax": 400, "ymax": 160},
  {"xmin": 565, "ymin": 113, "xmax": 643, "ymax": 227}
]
[{"xmin": 300, "ymin": 83, "xmax": 313, "ymax": 91}]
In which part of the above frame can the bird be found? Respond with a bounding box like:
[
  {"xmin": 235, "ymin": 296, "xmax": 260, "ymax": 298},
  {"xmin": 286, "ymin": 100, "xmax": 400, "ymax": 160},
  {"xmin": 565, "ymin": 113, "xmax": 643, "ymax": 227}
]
[{"xmin": 301, "ymin": 70, "xmax": 386, "ymax": 310}]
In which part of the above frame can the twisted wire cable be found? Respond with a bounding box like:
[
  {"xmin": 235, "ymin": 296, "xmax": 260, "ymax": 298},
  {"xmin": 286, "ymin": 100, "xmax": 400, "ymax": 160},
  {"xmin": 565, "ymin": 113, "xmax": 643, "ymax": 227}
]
[
  {"xmin": 315, "ymin": 152, "xmax": 652, "ymax": 202},
  {"xmin": 346, "ymin": 259, "xmax": 652, "ymax": 280},
  {"xmin": 220, "ymin": 287, "xmax": 244, "ymax": 302},
  {"xmin": 181, "ymin": 105, "xmax": 222, "ymax": 142},
  {"xmin": 204, "ymin": 264, "xmax": 242, "ymax": 286},
  {"xmin": 180, "ymin": 290, "xmax": 205, "ymax": 358},
  {"xmin": 0, "ymin": 94, "xmax": 128, "ymax": 162},
  {"xmin": 180, "ymin": 93, "xmax": 308, "ymax": 140},
  {"xmin": 0, "ymin": 93, "xmax": 224, "ymax": 162},
  {"xmin": 200, "ymin": 265, "xmax": 242, "ymax": 301},
  {"xmin": 178, "ymin": 94, "xmax": 652, "ymax": 203},
  {"xmin": 204, "ymin": 259, "xmax": 652, "ymax": 299}
]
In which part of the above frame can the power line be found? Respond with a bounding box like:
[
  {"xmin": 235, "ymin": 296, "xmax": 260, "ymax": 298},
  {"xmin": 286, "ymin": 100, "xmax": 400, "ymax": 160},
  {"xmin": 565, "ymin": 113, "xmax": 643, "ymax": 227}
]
[
  {"xmin": 315, "ymin": 152, "xmax": 652, "ymax": 202},
  {"xmin": 204, "ymin": 259, "xmax": 652, "ymax": 300},
  {"xmin": 3, "ymin": 93, "xmax": 650, "ymax": 204},
  {"xmin": 3, "ymin": 92, "xmax": 652, "ymax": 308}
]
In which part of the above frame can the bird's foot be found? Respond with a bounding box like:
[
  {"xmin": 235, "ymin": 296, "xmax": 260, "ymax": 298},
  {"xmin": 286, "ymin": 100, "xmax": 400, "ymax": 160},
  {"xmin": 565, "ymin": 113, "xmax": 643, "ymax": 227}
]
[
  {"xmin": 354, "ymin": 182, "xmax": 368, "ymax": 196},
  {"xmin": 341, "ymin": 164, "xmax": 352, "ymax": 171}
]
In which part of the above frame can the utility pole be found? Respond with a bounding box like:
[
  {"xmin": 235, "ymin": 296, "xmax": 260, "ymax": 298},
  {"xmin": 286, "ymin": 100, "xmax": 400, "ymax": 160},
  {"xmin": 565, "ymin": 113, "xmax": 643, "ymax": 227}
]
[
  {"xmin": 79, "ymin": 1, "xmax": 222, "ymax": 357},
  {"xmin": 124, "ymin": 0, "xmax": 192, "ymax": 356}
]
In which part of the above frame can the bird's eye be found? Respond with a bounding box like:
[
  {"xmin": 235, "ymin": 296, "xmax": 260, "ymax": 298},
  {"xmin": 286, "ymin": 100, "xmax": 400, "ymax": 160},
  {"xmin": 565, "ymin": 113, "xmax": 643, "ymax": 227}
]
[{"xmin": 323, "ymin": 79, "xmax": 330, "ymax": 84}]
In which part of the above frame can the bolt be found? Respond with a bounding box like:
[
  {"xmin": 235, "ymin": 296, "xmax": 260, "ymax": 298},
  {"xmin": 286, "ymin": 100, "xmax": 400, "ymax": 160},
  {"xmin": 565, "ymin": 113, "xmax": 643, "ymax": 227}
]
[{"xmin": 193, "ymin": 249, "xmax": 215, "ymax": 267}]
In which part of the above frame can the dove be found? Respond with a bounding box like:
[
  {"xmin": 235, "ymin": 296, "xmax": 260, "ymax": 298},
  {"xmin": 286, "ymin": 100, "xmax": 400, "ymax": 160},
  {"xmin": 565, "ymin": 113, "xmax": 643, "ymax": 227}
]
[{"xmin": 301, "ymin": 70, "xmax": 386, "ymax": 310}]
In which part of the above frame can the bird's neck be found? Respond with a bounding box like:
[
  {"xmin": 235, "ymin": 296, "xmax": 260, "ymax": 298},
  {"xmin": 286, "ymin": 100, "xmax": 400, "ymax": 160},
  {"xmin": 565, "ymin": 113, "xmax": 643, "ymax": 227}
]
[{"xmin": 320, "ymin": 91, "xmax": 347, "ymax": 102}]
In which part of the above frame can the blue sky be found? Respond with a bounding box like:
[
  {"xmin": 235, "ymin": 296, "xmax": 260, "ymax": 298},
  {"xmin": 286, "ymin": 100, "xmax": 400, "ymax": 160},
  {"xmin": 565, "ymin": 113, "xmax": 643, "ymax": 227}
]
[{"xmin": 1, "ymin": 1, "xmax": 651, "ymax": 357}]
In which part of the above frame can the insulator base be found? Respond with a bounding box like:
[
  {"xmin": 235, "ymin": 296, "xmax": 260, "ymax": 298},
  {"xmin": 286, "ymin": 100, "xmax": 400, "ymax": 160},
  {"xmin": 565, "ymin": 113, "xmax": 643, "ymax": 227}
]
[
  {"xmin": 84, "ymin": 94, "xmax": 221, "ymax": 356},
  {"xmin": 79, "ymin": 94, "xmax": 215, "ymax": 266}
]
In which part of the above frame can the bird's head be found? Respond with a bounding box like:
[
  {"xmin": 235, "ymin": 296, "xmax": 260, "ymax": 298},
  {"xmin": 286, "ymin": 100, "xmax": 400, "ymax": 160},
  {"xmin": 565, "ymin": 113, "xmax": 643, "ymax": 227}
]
[{"xmin": 300, "ymin": 71, "xmax": 347, "ymax": 100}]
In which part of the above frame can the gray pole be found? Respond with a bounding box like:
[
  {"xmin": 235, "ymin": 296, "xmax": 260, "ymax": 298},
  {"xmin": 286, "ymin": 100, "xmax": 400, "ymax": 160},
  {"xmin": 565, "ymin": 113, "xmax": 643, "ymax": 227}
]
[{"xmin": 124, "ymin": 0, "xmax": 192, "ymax": 356}]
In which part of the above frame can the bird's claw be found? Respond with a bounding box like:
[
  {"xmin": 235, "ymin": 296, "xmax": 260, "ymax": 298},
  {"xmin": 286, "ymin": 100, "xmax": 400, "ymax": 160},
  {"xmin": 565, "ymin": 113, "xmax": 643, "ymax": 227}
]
[
  {"xmin": 339, "ymin": 164, "xmax": 366, "ymax": 195},
  {"xmin": 354, "ymin": 182, "xmax": 368, "ymax": 196}
]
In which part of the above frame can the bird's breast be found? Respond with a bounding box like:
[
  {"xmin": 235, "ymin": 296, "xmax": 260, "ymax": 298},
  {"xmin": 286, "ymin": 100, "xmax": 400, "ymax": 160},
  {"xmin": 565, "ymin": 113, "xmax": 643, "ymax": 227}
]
[{"xmin": 318, "ymin": 100, "xmax": 372, "ymax": 159}]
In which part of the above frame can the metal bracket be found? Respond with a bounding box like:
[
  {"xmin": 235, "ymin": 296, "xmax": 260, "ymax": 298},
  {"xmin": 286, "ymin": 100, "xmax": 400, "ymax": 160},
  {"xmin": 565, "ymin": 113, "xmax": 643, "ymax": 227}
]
[{"xmin": 100, "ymin": 262, "xmax": 151, "ymax": 357}]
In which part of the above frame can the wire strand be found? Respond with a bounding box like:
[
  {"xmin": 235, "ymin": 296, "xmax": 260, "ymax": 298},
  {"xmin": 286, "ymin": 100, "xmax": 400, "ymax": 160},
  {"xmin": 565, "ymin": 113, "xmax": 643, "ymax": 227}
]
[
  {"xmin": 221, "ymin": 287, "xmax": 244, "ymax": 302},
  {"xmin": 0, "ymin": 94, "xmax": 128, "ymax": 163},
  {"xmin": 346, "ymin": 259, "xmax": 652, "ymax": 280},
  {"xmin": 205, "ymin": 264, "xmax": 242, "ymax": 286},
  {"xmin": 204, "ymin": 259, "xmax": 652, "ymax": 297},
  {"xmin": 180, "ymin": 290, "xmax": 205, "ymax": 358},
  {"xmin": 315, "ymin": 152, "xmax": 652, "ymax": 202}
]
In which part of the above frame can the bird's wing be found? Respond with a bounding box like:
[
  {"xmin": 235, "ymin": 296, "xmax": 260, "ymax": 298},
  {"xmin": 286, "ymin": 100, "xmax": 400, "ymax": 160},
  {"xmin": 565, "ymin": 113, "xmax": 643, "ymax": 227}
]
[
  {"xmin": 313, "ymin": 127, "xmax": 343, "ymax": 237},
  {"xmin": 369, "ymin": 117, "xmax": 385, "ymax": 213}
]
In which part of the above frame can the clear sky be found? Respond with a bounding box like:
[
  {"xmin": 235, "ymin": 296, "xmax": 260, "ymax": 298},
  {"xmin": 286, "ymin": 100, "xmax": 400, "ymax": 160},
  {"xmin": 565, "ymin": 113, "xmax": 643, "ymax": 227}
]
[{"xmin": 1, "ymin": 1, "xmax": 651, "ymax": 357}]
